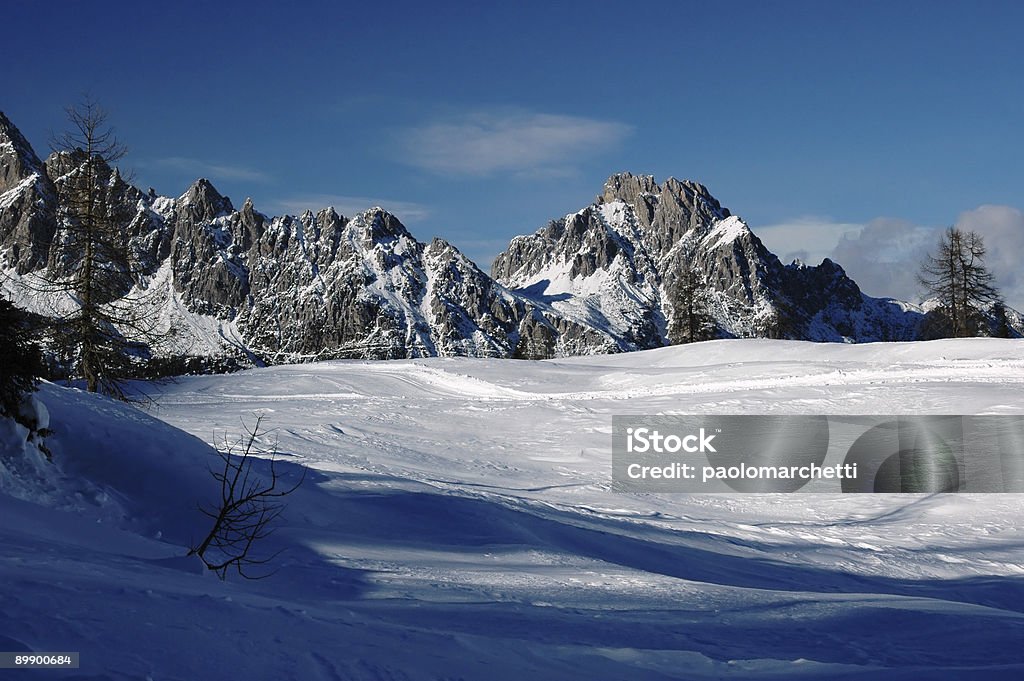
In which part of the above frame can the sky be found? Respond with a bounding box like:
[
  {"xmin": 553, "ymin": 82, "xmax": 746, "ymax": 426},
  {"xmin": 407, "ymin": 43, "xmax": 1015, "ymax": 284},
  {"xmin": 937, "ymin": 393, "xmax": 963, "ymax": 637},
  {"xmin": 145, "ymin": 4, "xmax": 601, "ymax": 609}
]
[{"xmin": 4, "ymin": 0, "xmax": 1023, "ymax": 307}]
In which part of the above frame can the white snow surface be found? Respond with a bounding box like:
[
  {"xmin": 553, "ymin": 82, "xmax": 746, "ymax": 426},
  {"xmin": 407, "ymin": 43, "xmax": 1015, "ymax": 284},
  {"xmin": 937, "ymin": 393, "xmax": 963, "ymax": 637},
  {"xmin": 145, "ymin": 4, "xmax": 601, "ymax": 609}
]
[
  {"xmin": 0, "ymin": 174, "xmax": 38, "ymax": 211},
  {"xmin": 703, "ymin": 215, "xmax": 750, "ymax": 251},
  {"xmin": 4, "ymin": 338, "xmax": 1024, "ymax": 679}
]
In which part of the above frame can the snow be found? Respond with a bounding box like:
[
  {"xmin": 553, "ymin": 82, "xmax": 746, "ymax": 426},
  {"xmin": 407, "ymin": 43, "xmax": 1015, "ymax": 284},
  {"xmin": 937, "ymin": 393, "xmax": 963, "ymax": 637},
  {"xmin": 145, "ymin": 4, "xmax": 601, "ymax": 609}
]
[
  {"xmin": 150, "ymin": 195, "xmax": 176, "ymax": 218},
  {"xmin": 597, "ymin": 198, "xmax": 630, "ymax": 227},
  {"xmin": 16, "ymin": 394, "xmax": 48, "ymax": 431},
  {"xmin": 120, "ymin": 260, "xmax": 251, "ymax": 360},
  {"xmin": 505, "ymin": 202, "xmax": 664, "ymax": 351},
  {"xmin": 3, "ymin": 339, "xmax": 1024, "ymax": 678},
  {"xmin": 703, "ymin": 215, "xmax": 750, "ymax": 251},
  {"xmin": 0, "ymin": 173, "xmax": 38, "ymax": 211},
  {"xmin": 1, "ymin": 265, "xmax": 81, "ymax": 319}
]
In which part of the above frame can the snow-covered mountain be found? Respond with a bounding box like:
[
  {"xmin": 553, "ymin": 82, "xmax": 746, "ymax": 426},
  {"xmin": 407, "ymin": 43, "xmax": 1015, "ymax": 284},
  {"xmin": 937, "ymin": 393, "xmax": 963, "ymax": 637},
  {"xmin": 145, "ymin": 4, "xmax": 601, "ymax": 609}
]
[
  {"xmin": 0, "ymin": 112, "xmax": 1017, "ymax": 369},
  {"xmin": 1, "ymin": 112, "xmax": 537, "ymax": 366},
  {"xmin": 493, "ymin": 172, "xmax": 931, "ymax": 350}
]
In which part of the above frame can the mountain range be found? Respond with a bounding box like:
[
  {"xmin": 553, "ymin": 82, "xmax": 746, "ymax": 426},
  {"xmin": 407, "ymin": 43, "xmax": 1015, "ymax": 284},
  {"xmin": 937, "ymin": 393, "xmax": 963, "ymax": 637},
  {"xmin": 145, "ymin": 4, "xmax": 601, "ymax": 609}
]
[{"xmin": 0, "ymin": 111, "xmax": 1018, "ymax": 369}]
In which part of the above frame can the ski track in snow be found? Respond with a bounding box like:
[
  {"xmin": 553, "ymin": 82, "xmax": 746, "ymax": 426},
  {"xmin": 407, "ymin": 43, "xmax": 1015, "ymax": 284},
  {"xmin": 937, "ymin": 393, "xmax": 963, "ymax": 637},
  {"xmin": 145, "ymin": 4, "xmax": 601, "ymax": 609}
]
[{"xmin": 4, "ymin": 338, "xmax": 1024, "ymax": 679}]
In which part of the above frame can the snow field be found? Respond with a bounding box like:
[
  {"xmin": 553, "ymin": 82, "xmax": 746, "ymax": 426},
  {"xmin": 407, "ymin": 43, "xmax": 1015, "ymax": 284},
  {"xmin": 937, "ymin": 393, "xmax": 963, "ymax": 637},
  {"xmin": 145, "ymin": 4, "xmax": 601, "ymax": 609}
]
[{"xmin": 2, "ymin": 338, "xmax": 1024, "ymax": 679}]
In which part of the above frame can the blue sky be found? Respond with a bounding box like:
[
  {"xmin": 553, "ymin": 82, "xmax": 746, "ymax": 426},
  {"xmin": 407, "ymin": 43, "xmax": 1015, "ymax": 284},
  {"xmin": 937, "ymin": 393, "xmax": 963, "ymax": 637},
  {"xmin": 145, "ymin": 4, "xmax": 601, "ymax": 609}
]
[{"xmin": 5, "ymin": 1, "xmax": 1024, "ymax": 306}]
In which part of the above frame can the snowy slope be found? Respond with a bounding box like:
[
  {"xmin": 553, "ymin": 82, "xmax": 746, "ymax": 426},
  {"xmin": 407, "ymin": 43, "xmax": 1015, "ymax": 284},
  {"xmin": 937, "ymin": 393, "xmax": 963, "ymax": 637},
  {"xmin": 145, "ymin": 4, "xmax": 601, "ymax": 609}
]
[{"xmin": 3, "ymin": 339, "xmax": 1024, "ymax": 679}]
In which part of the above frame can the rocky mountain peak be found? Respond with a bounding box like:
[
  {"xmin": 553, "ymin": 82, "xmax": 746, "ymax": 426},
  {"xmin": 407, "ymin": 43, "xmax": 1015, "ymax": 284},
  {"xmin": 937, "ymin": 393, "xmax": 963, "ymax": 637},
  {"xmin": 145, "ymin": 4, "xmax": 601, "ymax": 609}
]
[
  {"xmin": 44, "ymin": 149, "xmax": 86, "ymax": 182},
  {"xmin": 426, "ymin": 236, "xmax": 457, "ymax": 256},
  {"xmin": 178, "ymin": 178, "xmax": 234, "ymax": 222},
  {"xmin": 593, "ymin": 173, "xmax": 732, "ymax": 255},
  {"xmin": 0, "ymin": 114, "xmax": 57, "ymax": 274},
  {"xmin": 659, "ymin": 177, "xmax": 729, "ymax": 219},
  {"xmin": 490, "ymin": 172, "xmax": 938, "ymax": 349},
  {"xmin": 599, "ymin": 171, "xmax": 659, "ymax": 205},
  {"xmin": 424, "ymin": 237, "xmax": 484, "ymax": 275},
  {"xmin": 316, "ymin": 206, "xmax": 342, "ymax": 224},
  {"xmin": 352, "ymin": 207, "xmax": 412, "ymax": 245},
  {"xmin": 0, "ymin": 105, "xmax": 1007, "ymax": 366},
  {"xmin": 0, "ymin": 111, "xmax": 48, "ymax": 192}
]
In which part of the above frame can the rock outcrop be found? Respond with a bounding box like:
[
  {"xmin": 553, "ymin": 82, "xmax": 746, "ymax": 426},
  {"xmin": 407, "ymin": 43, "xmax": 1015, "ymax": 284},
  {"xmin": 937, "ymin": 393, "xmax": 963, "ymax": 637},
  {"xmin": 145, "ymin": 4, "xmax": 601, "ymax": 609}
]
[
  {"xmin": 493, "ymin": 172, "xmax": 926, "ymax": 348},
  {"xmin": 0, "ymin": 112, "xmax": 58, "ymax": 274}
]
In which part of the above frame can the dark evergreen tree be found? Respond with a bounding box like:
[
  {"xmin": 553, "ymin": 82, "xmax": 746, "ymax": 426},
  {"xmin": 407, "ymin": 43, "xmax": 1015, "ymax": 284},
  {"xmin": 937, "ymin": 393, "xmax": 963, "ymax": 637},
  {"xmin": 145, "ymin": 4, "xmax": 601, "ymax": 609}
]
[
  {"xmin": 0, "ymin": 299, "xmax": 45, "ymax": 417},
  {"xmin": 669, "ymin": 265, "xmax": 716, "ymax": 344},
  {"xmin": 991, "ymin": 299, "xmax": 1012, "ymax": 338}
]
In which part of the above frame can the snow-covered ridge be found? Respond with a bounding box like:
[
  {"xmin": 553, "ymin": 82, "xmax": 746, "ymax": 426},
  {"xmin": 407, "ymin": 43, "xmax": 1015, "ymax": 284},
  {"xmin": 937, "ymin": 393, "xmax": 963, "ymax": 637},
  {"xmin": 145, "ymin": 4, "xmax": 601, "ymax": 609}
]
[
  {"xmin": 492, "ymin": 173, "xmax": 957, "ymax": 349},
  {"xmin": 702, "ymin": 214, "xmax": 749, "ymax": 250},
  {"xmin": 1, "ymin": 112, "xmax": 1020, "ymax": 366},
  {"xmin": 0, "ymin": 173, "xmax": 39, "ymax": 210}
]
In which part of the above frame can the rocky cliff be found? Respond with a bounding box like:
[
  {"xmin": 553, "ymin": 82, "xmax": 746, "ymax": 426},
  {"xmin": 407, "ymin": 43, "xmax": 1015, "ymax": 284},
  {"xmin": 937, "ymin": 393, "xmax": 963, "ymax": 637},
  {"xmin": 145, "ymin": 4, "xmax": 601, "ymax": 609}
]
[
  {"xmin": 0, "ymin": 112, "xmax": 58, "ymax": 275},
  {"xmin": 493, "ymin": 172, "xmax": 925, "ymax": 349}
]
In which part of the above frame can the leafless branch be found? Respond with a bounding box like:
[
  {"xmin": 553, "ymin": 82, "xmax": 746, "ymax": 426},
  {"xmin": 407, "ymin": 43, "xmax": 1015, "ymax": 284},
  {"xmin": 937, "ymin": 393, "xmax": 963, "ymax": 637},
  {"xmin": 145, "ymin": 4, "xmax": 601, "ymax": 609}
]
[{"xmin": 189, "ymin": 416, "xmax": 304, "ymax": 580}]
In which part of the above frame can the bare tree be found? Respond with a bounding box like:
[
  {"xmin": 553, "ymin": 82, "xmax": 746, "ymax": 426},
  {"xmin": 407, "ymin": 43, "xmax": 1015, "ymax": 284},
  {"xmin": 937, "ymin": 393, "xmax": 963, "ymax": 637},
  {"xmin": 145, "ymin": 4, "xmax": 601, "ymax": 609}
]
[
  {"xmin": 918, "ymin": 227, "xmax": 998, "ymax": 337},
  {"xmin": 26, "ymin": 97, "xmax": 162, "ymax": 397},
  {"xmin": 189, "ymin": 416, "xmax": 304, "ymax": 579}
]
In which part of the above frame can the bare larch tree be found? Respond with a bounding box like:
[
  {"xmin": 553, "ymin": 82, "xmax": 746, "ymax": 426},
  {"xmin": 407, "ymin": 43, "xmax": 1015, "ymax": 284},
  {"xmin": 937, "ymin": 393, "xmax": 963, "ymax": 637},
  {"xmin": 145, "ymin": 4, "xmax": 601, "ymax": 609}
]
[
  {"xmin": 44, "ymin": 97, "xmax": 157, "ymax": 397},
  {"xmin": 918, "ymin": 227, "xmax": 999, "ymax": 337}
]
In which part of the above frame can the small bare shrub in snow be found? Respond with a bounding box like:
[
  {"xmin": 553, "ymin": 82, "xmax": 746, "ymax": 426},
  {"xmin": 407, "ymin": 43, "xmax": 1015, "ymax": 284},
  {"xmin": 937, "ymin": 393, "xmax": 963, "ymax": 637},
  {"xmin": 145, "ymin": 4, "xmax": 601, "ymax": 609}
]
[{"xmin": 189, "ymin": 416, "xmax": 303, "ymax": 579}]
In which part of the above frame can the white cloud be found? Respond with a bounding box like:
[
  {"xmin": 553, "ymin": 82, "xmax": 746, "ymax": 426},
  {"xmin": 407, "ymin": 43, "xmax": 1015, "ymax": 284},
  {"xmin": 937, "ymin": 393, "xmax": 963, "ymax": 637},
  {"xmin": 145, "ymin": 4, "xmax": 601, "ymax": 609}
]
[
  {"xmin": 755, "ymin": 216, "xmax": 863, "ymax": 265},
  {"xmin": 955, "ymin": 204, "xmax": 1024, "ymax": 311},
  {"xmin": 146, "ymin": 157, "xmax": 270, "ymax": 183},
  {"xmin": 755, "ymin": 207, "xmax": 1024, "ymax": 310},
  {"xmin": 267, "ymin": 194, "xmax": 431, "ymax": 223},
  {"xmin": 830, "ymin": 218, "xmax": 935, "ymax": 303},
  {"xmin": 398, "ymin": 110, "xmax": 633, "ymax": 176}
]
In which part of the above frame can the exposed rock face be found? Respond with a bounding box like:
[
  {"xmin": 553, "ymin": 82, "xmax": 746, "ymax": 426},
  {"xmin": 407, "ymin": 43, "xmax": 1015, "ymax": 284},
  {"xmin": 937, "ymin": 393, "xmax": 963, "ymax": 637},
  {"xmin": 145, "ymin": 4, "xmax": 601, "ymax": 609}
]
[
  {"xmin": 493, "ymin": 172, "xmax": 926, "ymax": 348},
  {"xmin": 1, "ymin": 114, "xmax": 537, "ymax": 362},
  {"xmin": 0, "ymin": 114, "xmax": 1015, "ymax": 369},
  {"xmin": 169, "ymin": 179, "xmax": 246, "ymax": 318},
  {"xmin": 0, "ymin": 112, "xmax": 57, "ymax": 274},
  {"xmin": 421, "ymin": 237, "xmax": 524, "ymax": 357}
]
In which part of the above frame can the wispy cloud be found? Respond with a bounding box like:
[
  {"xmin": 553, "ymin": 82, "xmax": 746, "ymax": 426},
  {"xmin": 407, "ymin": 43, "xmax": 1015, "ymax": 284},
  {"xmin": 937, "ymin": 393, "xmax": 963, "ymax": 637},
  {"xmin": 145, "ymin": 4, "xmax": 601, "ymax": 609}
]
[
  {"xmin": 267, "ymin": 194, "xmax": 431, "ymax": 223},
  {"xmin": 955, "ymin": 204, "xmax": 1024, "ymax": 310},
  {"xmin": 756, "ymin": 216, "xmax": 863, "ymax": 265},
  {"xmin": 830, "ymin": 217, "xmax": 935, "ymax": 303},
  {"xmin": 397, "ymin": 110, "xmax": 634, "ymax": 177},
  {"xmin": 757, "ymin": 208, "xmax": 1024, "ymax": 310},
  {"xmin": 145, "ymin": 157, "xmax": 271, "ymax": 183},
  {"xmin": 756, "ymin": 215, "xmax": 934, "ymax": 303}
]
